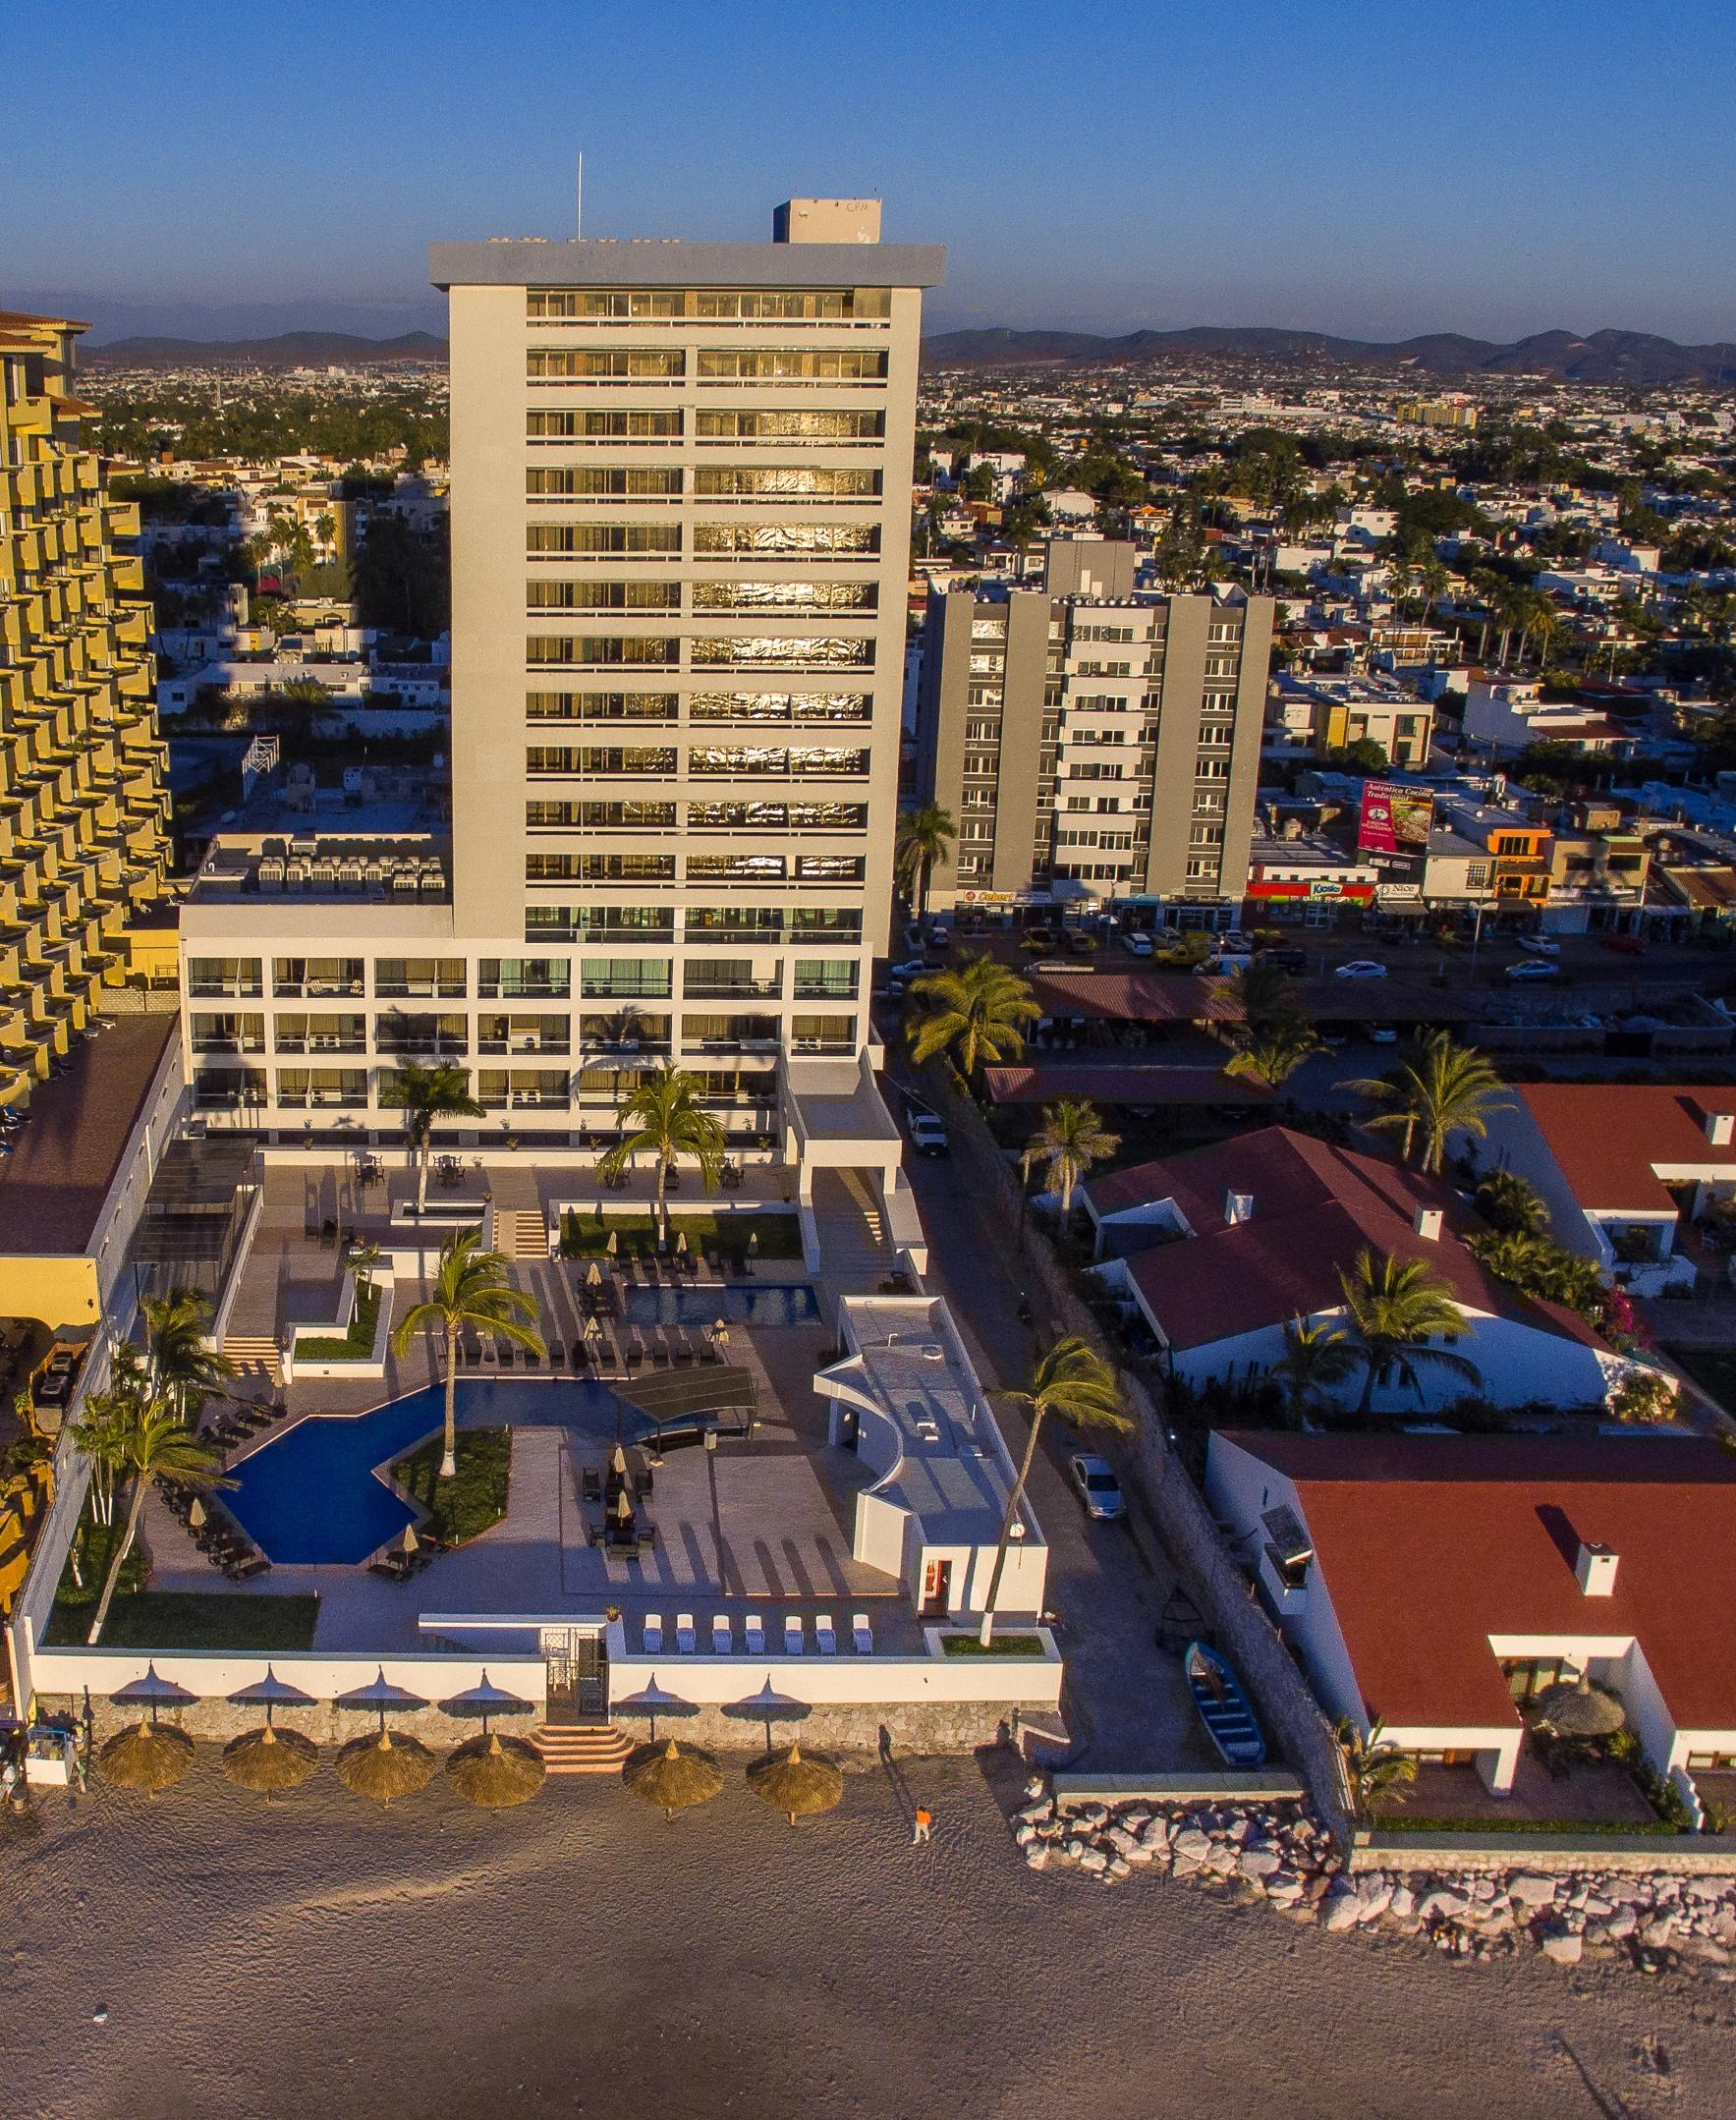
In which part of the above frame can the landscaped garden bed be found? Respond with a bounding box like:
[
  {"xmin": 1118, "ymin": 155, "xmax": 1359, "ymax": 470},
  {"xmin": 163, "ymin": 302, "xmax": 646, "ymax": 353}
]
[
  {"xmin": 390, "ymin": 1425, "xmax": 512, "ymax": 1546},
  {"xmin": 939, "ymin": 1632, "xmax": 1048, "ymax": 1658},
  {"xmin": 558, "ymin": 1207, "xmax": 802, "ymax": 1265},
  {"xmin": 297, "ymin": 1279, "xmax": 382, "ymax": 1362},
  {"xmin": 45, "ymin": 1589, "xmax": 319, "ymax": 1651}
]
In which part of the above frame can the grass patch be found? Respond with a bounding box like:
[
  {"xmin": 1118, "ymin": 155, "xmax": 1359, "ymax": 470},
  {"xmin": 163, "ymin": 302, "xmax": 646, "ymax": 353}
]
[
  {"xmin": 559, "ymin": 1207, "xmax": 802, "ymax": 1264},
  {"xmin": 297, "ymin": 1277, "xmax": 382, "ymax": 1361},
  {"xmin": 390, "ymin": 1424, "xmax": 511, "ymax": 1545},
  {"xmin": 1368, "ymin": 1813, "xmax": 1680, "ymax": 1837},
  {"xmin": 52, "ymin": 1500, "xmax": 149, "ymax": 1612},
  {"xmin": 43, "ymin": 1590, "xmax": 319, "ymax": 1651},
  {"xmin": 939, "ymin": 1632, "xmax": 1047, "ymax": 1657},
  {"xmin": 1660, "ymin": 1343, "xmax": 1736, "ymax": 1420}
]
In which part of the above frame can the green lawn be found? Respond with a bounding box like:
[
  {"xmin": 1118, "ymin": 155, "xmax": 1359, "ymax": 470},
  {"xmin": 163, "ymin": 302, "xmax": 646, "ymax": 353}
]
[
  {"xmin": 43, "ymin": 1590, "xmax": 319, "ymax": 1651},
  {"xmin": 559, "ymin": 1207, "xmax": 802, "ymax": 1264},
  {"xmin": 298, "ymin": 1277, "xmax": 382, "ymax": 1361},
  {"xmin": 939, "ymin": 1632, "xmax": 1047, "ymax": 1658},
  {"xmin": 391, "ymin": 1425, "xmax": 511, "ymax": 1545},
  {"xmin": 1660, "ymin": 1344, "xmax": 1736, "ymax": 1420}
]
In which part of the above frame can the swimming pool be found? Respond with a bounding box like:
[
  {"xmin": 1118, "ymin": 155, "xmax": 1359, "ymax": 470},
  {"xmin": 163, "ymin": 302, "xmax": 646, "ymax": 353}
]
[
  {"xmin": 225, "ymin": 1379, "xmax": 620, "ymax": 1566},
  {"xmin": 622, "ymin": 1283, "xmax": 820, "ymax": 1329}
]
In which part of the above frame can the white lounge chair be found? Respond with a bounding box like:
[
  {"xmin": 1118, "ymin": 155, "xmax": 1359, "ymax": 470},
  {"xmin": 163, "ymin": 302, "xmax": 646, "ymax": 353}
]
[
  {"xmin": 744, "ymin": 1612, "xmax": 765, "ymax": 1654},
  {"xmin": 643, "ymin": 1612, "xmax": 663, "ymax": 1653},
  {"xmin": 784, "ymin": 1614, "xmax": 805, "ymax": 1655},
  {"xmin": 852, "ymin": 1611, "xmax": 873, "ymax": 1654},
  {"xmin": 712, "ymin": 1614, "xmax": 732, "ymax": 1654},
  {"xmin": 814, "ymin": 1612, "xmax": 837, "ymax": 1654},
  {"xmin": 676, "ymin": 1611, "xmax": 696, "ymax": 1653}
]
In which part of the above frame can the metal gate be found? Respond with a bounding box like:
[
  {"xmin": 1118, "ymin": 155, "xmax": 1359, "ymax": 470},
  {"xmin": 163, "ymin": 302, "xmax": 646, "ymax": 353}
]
[{"xmin": 541, "ymin": 1626, "xmax": 606, "ymax": 1723}]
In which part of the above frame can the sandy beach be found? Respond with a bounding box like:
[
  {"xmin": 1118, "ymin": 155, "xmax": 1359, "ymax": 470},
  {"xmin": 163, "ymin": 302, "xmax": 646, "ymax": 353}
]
[{"xmin": 3, "ymin": 1753, "xmax": 1730, "ymax": 2120}]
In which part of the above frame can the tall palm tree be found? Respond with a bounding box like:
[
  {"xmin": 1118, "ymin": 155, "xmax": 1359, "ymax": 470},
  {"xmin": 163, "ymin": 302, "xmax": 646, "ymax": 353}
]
[
  {"xmin": 379, "ymin": 1060, "xmax": 485, "ymax": 1212},
  {"xmin": 1348, "ymin": 1032, "xmax": 1509, "ymax": 1174},
  {"xmin": 894, "ymin": 803, "xmax": 956, "ymax": 921},
  {"xmin": 1334, "ymin": 1715, "xmax": 1418, "ymax": 1816},
  {"xmin": 390, "ymin": 1230, "xmax": 543, "ymax": 1478},
  {"xmin": 597, "ymin": 1061, "xmax": 726, "ymax": 1239},
  {"xmin": 1275, "ymin": 1317, "xmax": 1358, "ymax": 1427},
  {"xmin": 980, "ymin": 1337, "xmax": 1133, "ymax": 1646},
  {"xmin": 79, "ymin": 1383, "xmax": 234, "ymax": 1645},
  {"xmin": 1336, "ymin": 1248, "xmax": 1480, "ymax": 1421},
  {"xmin": 1029, "ymin": 1098, "xmax": 1120, "ymax": 1217},
  {"xmin": 1228, "ymin": 960, "xmax": 1299, "ymax": 1027},
  {"xmin": 907, "ymin": 954, "xmax": 1040, "ymax": 1078},
  {"xmin": 1222, "ymin": 1018, "xmax": 1320, "ymax": 1090},
  {"xmin": 140, "ymin": 1288, "xmax": 237, "ymax": 1427}
]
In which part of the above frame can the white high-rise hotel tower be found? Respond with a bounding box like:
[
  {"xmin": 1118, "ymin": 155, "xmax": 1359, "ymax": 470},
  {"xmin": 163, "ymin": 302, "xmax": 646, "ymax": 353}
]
[{"xmin": 178, "ymin": 202, "xmax": 943, "ymax": 1169}]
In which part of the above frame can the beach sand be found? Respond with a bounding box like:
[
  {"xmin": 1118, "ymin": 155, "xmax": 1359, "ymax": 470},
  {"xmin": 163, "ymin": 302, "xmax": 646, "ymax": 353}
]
[{"xmin": 3, "ymin": 1752, "xmax": 1730, "ymax": 2119}]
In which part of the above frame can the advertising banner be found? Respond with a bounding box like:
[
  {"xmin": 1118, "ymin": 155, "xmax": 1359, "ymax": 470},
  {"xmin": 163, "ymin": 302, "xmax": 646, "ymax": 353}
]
[{"xmin": 1358, "ymin": 780, "xmax": 1433, "ymax": 855}]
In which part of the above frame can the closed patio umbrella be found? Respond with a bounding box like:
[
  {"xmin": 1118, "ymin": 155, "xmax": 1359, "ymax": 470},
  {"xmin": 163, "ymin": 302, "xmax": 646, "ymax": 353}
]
[
  {"xmin": 586, "ymin": 1258, "xmax": 603, "ymax": 1286},
  {"xmin": 613, "ymin": 1487, "xmax": 634, "ymax": 1526},
  {"xmin": 222, "ymin": 1724, "xmax": 318, "ymax": 1799},
  {"xmin": 187, "ymin": 1497, "xmax": 206, "ymax": 1532},
  {"xmin": 625, "ymin": 1737, "xmax": 721, "ymax": 1821},
  {"xmin": 746, "ymin": 1741, "xmax": 844, "ymax": 1826},
  {"xmin": 445, "ymin": 1730, "xmax": 545, "ymax": 1808},
  {"xmin": 606, "ymin": 1230, "xmax": 619, "ymax": 1257},
  {"xmin": 675, "ymin": 1230, "xmax": 689, "ymax": 1256},
  {"xmin": 398, "ymin": 1524, "xmax": 420, "ymax": 1558},
  {"xmin": 1533, "ymin": 1673, "xmax": 1626, "ymax": 1738},
  {"xmin": 610, "ymin": 1442, "xmax": 629, "ymax": 1478},
  {"xmin": 585, "ymin": 1313, "xmax": 604, "ymax": 1343},
  {"xmin": 336, "ymin": 1728, "xmax": 435, "ymax": 1804},
  {"xmin": 99, "ymin": 1722, "xmax": 195, "ymax": 1796}
]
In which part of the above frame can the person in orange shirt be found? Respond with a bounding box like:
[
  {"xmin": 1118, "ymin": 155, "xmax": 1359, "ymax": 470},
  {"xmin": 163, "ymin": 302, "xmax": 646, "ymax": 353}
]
[{"xmin": 911, "ymin": 1805, "xmax": 932, "ymax": 1845}]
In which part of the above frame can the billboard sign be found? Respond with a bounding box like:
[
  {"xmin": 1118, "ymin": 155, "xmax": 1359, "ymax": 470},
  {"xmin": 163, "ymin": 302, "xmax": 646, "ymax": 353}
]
[{"xmin": 1358, "ymin": 780, "xmax": 1434, "ymax": 856}]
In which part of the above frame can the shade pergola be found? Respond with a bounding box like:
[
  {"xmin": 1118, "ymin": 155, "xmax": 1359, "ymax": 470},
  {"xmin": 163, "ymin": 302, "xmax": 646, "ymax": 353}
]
[{"xmin": 614, "ymin": 1366, "xmax": 757, "ymax": 1446}]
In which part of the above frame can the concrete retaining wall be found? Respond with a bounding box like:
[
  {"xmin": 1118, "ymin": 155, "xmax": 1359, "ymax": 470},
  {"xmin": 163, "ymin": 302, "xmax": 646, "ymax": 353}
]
[{"xmin": 1348, "ymin": 1829, "xmax": 1736, "ymax": 1876}]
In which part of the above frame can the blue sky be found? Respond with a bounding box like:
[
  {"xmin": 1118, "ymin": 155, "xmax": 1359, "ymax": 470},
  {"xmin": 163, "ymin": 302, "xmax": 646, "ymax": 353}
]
[{"xmin": 6, "ymin": 0, "xmax": 1734, "ymax": 345}]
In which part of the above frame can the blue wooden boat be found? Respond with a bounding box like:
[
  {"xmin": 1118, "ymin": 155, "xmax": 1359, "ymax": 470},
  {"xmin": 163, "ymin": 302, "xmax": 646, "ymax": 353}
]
[{"xmin": 1184, "ymin": 1640, "xmax": 1267, "ymax": 1766}]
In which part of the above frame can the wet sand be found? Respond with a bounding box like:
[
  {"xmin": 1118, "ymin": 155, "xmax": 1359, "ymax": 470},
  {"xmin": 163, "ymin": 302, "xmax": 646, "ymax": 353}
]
[{"xmin": 3, "ymin": 1754, "xmax": 1730, "ymax": 2119}]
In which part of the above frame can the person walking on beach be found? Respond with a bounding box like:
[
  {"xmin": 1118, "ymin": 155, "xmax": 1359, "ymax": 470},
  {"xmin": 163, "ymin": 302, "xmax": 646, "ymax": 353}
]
[{"xmin": 911, "ymin": 1804, "xmax": 932, "ymax": 1846}]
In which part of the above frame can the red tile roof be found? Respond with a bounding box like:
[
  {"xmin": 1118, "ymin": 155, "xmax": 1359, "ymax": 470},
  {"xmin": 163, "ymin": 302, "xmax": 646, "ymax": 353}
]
[
  {"xmin": 1219, "ymin": 1431, "xmax": 1736, "ymax": 1733},
  {"xmin": 1089, "ymin": 1127, "xmax": 1600, "ymax": 1352},
  {"xmin": 982, "ymin": 1064, "xmax": 1273, "ymax": 1107},
  {"xmin": 1518, "ymin": 1083, "xmax": 1736, "ymax": 1214}
]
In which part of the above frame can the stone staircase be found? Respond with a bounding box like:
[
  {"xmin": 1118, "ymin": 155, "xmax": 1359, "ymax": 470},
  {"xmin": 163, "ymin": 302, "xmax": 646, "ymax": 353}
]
[
  {"xmin": 810, "ymin": 1168, "xmax": 895, "ymax": 1291},
  {"xmin": 222, "ymin": 1335, "xmax": 282, "ymax": 1386},
  {"xmin": 531, "ymin": 1722, "xmax": 634, "ymax": 1775},
  {"xmin": 492, "ymin": 1208, "xmax": 550, "ymax": 1261}
]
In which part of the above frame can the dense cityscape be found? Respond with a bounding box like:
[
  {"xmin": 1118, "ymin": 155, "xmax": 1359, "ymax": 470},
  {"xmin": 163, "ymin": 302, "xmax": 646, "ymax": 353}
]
[{"xmin": 5, "ymin": 9, "xmax": 1736, "ymax": 2114}]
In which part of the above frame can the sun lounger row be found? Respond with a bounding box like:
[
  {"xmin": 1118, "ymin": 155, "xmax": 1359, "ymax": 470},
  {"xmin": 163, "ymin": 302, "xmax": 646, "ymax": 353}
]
[
  {"xmin": 641, "ymin": 1611, "xmax": 874, "ymax": 1656},
  {"xmin": 157, "ymin": 1478, "xmax": 271, "ymax": 1582}
]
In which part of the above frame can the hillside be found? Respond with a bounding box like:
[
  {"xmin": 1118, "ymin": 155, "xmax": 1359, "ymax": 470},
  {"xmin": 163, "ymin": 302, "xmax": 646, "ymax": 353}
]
[{"xmin": 84, "ymin": 329, "xmax": 448, "ymax": 368}]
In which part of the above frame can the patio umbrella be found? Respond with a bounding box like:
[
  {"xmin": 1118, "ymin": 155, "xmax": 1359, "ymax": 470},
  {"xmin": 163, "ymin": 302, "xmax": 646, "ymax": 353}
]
[
  {"xmin": 610, "ymin": 1442, "xmax": 628, "ymax": 1478},
  {"xmin": 586, "ymin": 1259, "xmax": 602, "ymax": 1287},
  {"xmin": 724, "ymin": 1678, "xmax": 812, "ymax": 1757},
  {"xmin": 606, "ymin": 1230, "xmax": 619, "ymax": 1257},
  {"xmin": 445, "ymin": 1731, "xmax": 545, "ymax": 1808},
  {"xmin": 398, "ymin": 1524, "xmax": 420, "ymax": 1558},
  {"xmin": 99, "ymin": 1722, "xmax": 195, "ymax": 1796},
  {"xmin": 675, "ymin": 1230, "xmax": 689, "ymax": 1256},
  {"xmin": 746, "ymin": 1741, "xmax": 844, "ymax": 1827},
  {"xmin": 221, "ymin": 1724, "xmax": 318, "ymax": 1799},
  {"xmin": 624, "ymin": 1737, "xmax": 721, "ymax": 1821},
  {"xmin": 110, "ymin": 1663, "xmax": 197, "ymax": 1715},
  {"xmin": 438, "ymin": 1673, "xmax": 534, "ymax": 1735},
  {"xmin": 1533, "ymin": 1673, "xmax": 1627, "ymax": 1738},
  {"xmin": 187, "ymin": 1497, "xmax": 206, "ymax": 1532},
  {"xmin": 336, "ymin": 1728, "xmax": 435, "ymax": 1804},
  {"xmin": 585, "ymin": 1313, "xmax": 604, "ymax": 1343},
  {"xmin": 613, "ymin": 1487, "xmax": 634, "ymax": 1527},
  {"xmin": 613, "ymin": 1676, "xmax": 699, "ymax": 1744}
]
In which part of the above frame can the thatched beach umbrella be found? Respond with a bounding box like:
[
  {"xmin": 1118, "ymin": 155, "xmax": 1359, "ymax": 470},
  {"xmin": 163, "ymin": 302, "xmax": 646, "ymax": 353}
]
[
  {"xmin": 99, "ymin": 1722, "xmax": 195, "ymax": 1796},
  {"xmin": 335, "ymin": 1728, "xmax": 435, "ymax": 1804},
  {"xmin": 1533, "ymin": 1673, "xmax": 1626, "ymax": 1738},
  {"xmin": 746, "ymin": 1741, "xmax": 844, "ymax": 1827},
  {"xmin": 222, "ymin": 1723, "xmax": 318, "ymax": 1799},
  {"xmin": 624, "ymin": 1737, "xmax": 721, "ymax": 1821},
  {"xmin": 445, "ymin": 1730, "xmax": 545, "ymax": 1808}
]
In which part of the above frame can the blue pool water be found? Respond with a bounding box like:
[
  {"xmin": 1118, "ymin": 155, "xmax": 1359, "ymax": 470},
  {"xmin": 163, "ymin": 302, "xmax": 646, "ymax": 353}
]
[
  {"xmin": 225, "ymin": 1379, "xmax": 621, "ymax": 1566},
  {"xmin": 622, "ymin": 1283, "xmax": 819, "ymax": 1329}
]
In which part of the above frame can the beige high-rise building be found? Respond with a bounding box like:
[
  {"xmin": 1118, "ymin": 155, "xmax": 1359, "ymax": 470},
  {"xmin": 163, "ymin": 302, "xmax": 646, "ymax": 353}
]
[{"xmin": 178, "ymin": 206, "xmax": 943, "ymax": 1143}]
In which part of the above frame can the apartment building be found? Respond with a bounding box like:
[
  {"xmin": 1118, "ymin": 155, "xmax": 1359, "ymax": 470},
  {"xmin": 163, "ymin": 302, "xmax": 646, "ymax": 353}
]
[
  {"xmin": 1275, "ymin": 670, "xmax": 1434, "ymax": 769},
  {"xmin": 0, "ymin": 311, "xmax": 169, "ymax": 1104},
  {"xmin": 177, "ymin": 206, "xmax": 942, "ymax": 1138},
  {"xmin": 914, "ymin": 565, "xmax": 1273, "ymax": 912}
]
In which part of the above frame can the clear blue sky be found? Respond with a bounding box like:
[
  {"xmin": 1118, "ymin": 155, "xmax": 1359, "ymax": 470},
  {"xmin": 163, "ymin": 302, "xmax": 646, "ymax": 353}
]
[{"xmin": 7, "ymin": 0, "xmax": 1734, "ymax": 345}]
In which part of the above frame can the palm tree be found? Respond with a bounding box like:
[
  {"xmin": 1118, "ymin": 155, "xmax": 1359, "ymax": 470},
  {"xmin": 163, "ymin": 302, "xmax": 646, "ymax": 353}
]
[
  {"xmin": 1474, "ymin": 1168, "xmax": 1548, "ymax": 1236},
  {"xmin": 80, "ymin": 1383, "xmax": 234, "ymax": 1645},
  {"xmin": 1334, "ymin": 1715, "xmax": 1418, "ymax": 1816},
  {"xmin": 894, "ymin": 803, "xmax": 956, "ymax": 921},
  {"xmin": 597, "ymin": 1061, "xmax": 726, "ymax": 1240},
  {"xmin": 379, "ymin": 1060, "xmax": 485, "ymax": 1213},
  {"xmin": 1222, "ymin": 1018, "xmax": 1320, "ymax": 1090},
  {"xmin": 1228, "ymin": 960, "xmax": 1299, "ymax": 1027},
  {"xmin": 980, "ymin": 1337, "xmax": 1133, "ymax": 1646},
  {"xmin": 1275, "ymin": 1317, "xmax": 1357, "ymax": 1427},
  {"xmin": 1348, "ymin": 1032, "xmax": 1509, "ymax": 1174},
  {"xmin": 390, "ymin": 1230, "xmax": 543, "ymax": 1478},
  {"xmin": 1029, "ymin": 1099, "xmax": 1119, "ymax": 1217},
  {"xmin": 907, "ymin": 954, "xmax": 1040, "ymax": 1078},
  {"xmin": 1336, "ymin": 1248, "xmax": 1481, "ymax": 1421},
  {"xmin": 140, "ymin": 1288, "xmax": 237, "ymax": 1427}
]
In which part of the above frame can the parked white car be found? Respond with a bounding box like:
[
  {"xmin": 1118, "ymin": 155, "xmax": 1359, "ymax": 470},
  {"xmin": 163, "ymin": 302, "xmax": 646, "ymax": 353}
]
[
  {"xmin": 1506, "ymin": 959, "xmax": 1561, "ymax": 981},
  {"xmin": 890, "ymin": 958, "xmax": 928, "ymax": 981},
  {"xmin": 1068, "ymin": 1452, "xmax": 1126, "ymax": 1522},
  {"xmin": 1120, "ymin": 932, "xmax": 1155, "ymax": 958},
  {"xmin": 1333, "ymin": 959, "xmax": 1389, "ymax": 980},
  {"xmin": 906, "ymin": 1111, "xmax": 950, "ymax": 1157}
]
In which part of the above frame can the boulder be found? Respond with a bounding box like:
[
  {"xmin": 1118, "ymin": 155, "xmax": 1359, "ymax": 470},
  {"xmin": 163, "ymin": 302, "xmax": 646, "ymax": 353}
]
[
  {"xmin": 1017, "ymin": 1799, "xmax": 1053, "ymax": 1826},
  {"xmin": 1602, "ymin": 1906, "xmax": 1639, "ymax": 1940},
  {"xmin": 1106, "ymin": 1856, "xmax": 1132, "ymax": 1878},
  {"xmin": 1264, "ymin": 1872, "xmax": 1305, "ymax": 1904},
  {"xmin": 1684, "ymin": 1875, "xmax": 1726, "ymax": 1903},
  {"xmin": 1540, "ymin": 1932, "xmax": 1584, "ymax": 1967},
  {"xmin": 1078, "ymin": 1846, "xmax": 1109, "ymax": 1874},
  {"xmin": 1418, "ymin": 1889, "xmax": 1470, "ymax": 1925},
  {"xmin": 1356, "ymin": 1881, "xmax": 1396, "ymax": 1925},
  {"xmin": 1024, "ymin": 1845, "xmax": 1050, "ymax": 1870},
  {"xmin": 1388, "ymin": 1885, "xmax": 1417, "ymax": 1922},
  {"xmin": 1507, "ymin": 1874, "xmax": 1558, "ymax": 1908},
  {"xmin": 1013, "ymin": 1824, "xmax": 1036, "ymax": 1850},
  {"xmin": 1103, "ymin": 1826, "xmax": 1143, "ymax": 1860},
  {"xmin": 1323, "ymin": 1884, "xmax": 1363, "ymax": 1933},
  {"xmin": 1641, "ymin": 1917, "xmax": 1678, "ymax": 1948},
  {"xmin": 1172, "ymin": 1828, "xmax": 1211, "ymax": 1869},
  {"xmin": 1204, "ymin": 1842, "xmax": 1242, "ymax": 1876},
  {"xmin": 1238, "ymin": 1849, "xmax": 1283, "ymax": 1881},
  {"xmin": 1140, "ymin": 1817, "xmax": 1173, "ymax": 1853}
]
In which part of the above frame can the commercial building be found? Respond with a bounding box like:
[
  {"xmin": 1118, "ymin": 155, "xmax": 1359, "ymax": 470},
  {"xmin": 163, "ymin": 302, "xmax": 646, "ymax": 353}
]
[
  {"xmin": 913, "ymin": 557, "xmax": 1273, "ymax": 912},
  {"xmin": 1274, "ymin": 671, "xmax": 1434, "ymax": 770},
  {"xmin": 177, "ymin": 206, "xmax": 942, "ymax": 1141},
  {"xmin": 0, "ymin": 310, "xmax": 170, "ymax": 1102}
]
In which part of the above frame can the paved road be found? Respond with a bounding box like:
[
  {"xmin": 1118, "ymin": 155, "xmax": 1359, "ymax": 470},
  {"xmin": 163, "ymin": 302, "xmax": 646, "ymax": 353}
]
[{"xmin": 878, "ymin": 1055, "xmax": 1217, "ymax": 1775}]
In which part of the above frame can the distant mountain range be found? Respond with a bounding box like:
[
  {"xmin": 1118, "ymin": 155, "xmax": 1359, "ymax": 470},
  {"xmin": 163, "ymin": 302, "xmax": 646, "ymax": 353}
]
[
  {"xmin": 83, "ymin": 329, "xmax": 448, "ymax": 368},
  {"xmin": 921, "ymin": 324, "xmax": 1736, "ymax": 387}
]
